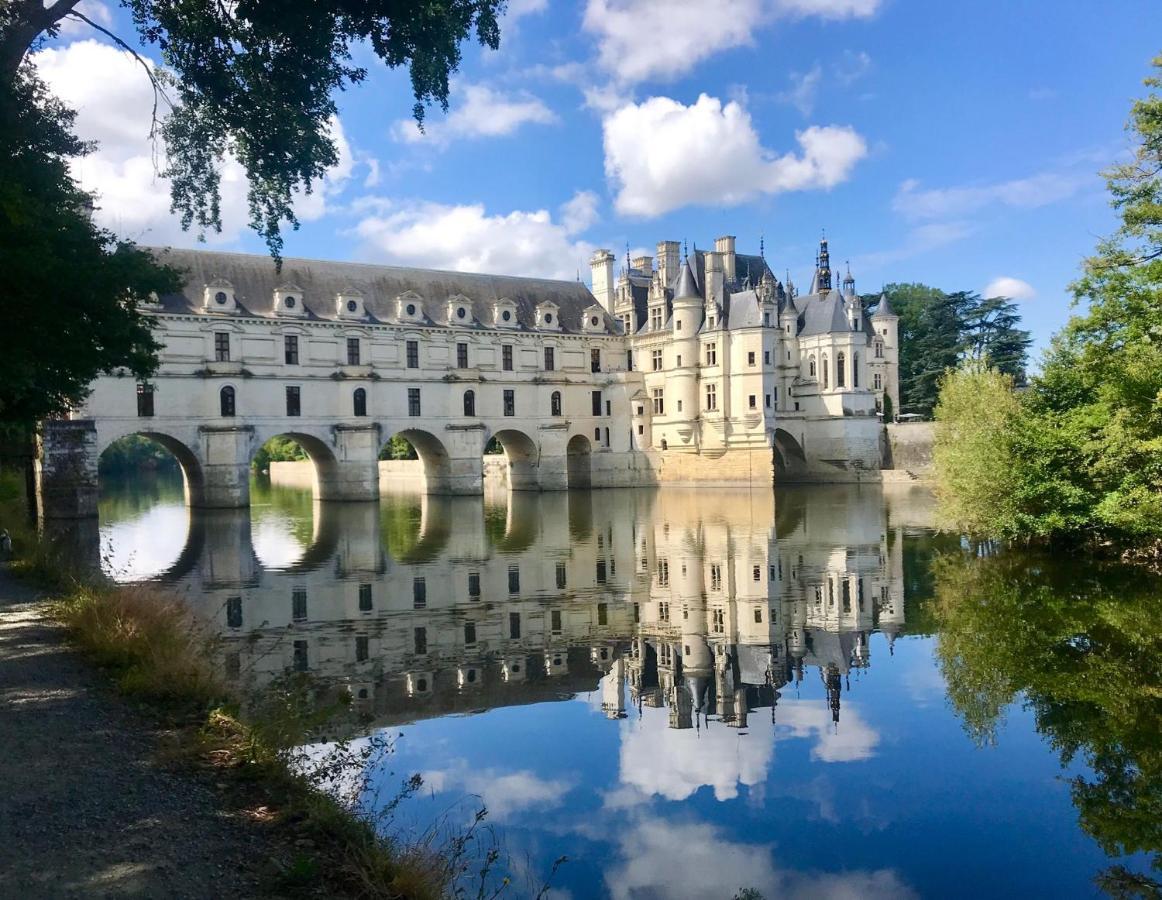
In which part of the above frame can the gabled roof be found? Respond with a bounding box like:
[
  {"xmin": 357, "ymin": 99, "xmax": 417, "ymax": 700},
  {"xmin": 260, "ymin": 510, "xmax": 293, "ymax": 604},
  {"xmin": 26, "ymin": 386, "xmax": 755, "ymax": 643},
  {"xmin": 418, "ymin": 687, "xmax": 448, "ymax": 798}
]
[{"xmin": 797, "ymin": 290, "xmax": 851, "ymax": 336}]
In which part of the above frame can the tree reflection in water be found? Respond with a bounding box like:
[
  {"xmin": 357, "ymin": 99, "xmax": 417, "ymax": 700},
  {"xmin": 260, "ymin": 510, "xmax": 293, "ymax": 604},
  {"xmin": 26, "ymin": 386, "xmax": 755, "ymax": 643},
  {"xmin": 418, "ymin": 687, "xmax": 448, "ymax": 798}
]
[{"xmin": 932, "ymin": 549, "xmax": 1162, "ymax": 895}]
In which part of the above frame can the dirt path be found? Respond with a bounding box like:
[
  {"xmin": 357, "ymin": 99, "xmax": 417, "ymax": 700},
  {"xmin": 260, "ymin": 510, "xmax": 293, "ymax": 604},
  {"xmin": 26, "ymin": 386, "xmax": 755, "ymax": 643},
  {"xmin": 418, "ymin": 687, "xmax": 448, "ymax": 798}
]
[{"xmin": 0, "ymin": 568, "xmax": 287, "ymax": 898}]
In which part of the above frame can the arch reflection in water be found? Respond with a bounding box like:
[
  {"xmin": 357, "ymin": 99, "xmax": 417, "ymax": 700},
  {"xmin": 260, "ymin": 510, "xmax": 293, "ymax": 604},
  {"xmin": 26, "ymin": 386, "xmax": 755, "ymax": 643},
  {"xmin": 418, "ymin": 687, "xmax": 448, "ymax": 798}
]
[{"xmin": 108, "ymin": 484, "xmax": 916, "ymax": 734}]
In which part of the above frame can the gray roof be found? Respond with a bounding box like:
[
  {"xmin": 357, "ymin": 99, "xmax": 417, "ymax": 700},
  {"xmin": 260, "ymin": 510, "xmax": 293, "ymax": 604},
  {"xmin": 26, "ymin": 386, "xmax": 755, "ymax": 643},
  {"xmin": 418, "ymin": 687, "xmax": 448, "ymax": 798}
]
[
  {"xmin": 871, "ymin": 292, "xmax": 898, "ymax": 319},
  {"xmin": 797, "ymin": 290, "xmax": 851, "ymax": 336},
  {"xmin": 145, "ymin": 247, "xmax": 613, "ymax": 334},
  {"xmin": 726, "ymin": 290, "xmax": 765, "ymax": 329},
  {"xmin": 673, "ymin": 259, "xmax": 702, "ymax": 300}
]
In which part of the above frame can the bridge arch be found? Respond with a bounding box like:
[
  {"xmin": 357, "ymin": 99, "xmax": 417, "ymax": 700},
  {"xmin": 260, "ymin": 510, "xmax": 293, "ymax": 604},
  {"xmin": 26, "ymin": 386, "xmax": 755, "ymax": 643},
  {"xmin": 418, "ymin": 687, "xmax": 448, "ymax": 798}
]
[
  {"xmin": 98, "ymin": 430, "xmax": 207, "ymax": 507},
  {"xmin": 566, "ymin": 434, "xmax": 593, "ymax": 490},
  {"xmin": 382, "ymin": 428, "xmax": 454, "ymax": 495},
  {"xmin": 253, "ymin": 429, "xmax": 342, "ymax": 502},
  {"xmin": 487, "ymin": 428, "xmax": 540, "ymax": 491},
  {"xmin": 773, "ymin": 428, "xmax": 808, "ymax": 480}
]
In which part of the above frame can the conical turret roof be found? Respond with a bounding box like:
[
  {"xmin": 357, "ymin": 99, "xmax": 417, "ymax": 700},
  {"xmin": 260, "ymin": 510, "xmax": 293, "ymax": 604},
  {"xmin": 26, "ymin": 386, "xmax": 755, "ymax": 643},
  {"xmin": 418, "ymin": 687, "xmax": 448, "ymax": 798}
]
[
  {"xmin": 871, "ymin": 292, "xmax": 897, "ymax": 319},
  {"xmin": 674, "ymin": 258, "xmax": 702, "ymax": 300}
]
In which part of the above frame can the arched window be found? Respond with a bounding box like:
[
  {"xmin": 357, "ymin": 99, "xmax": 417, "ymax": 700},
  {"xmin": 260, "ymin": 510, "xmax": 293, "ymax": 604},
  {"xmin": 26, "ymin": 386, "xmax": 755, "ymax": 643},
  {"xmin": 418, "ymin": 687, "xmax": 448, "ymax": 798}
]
[
  {"xmin": 837, "ymin": 352, "xmax": 846, "ymax": 388},
  {"xmin": 219, "ymin": 385, "xmax": 235, "ymax": 417},
  {"xmin": 822, "ymin": 355, "xmax": 830, "ymax": 389},
  {"xmin": 353, "ymin": 387, "xmax": 367, "ymax": 417},
  {"xmin": 853, "ymin": 353, "xmax": 859, "ymax": 388},
  {"xmin": 809, "ymin": 356, "xmax": 817, "ymax": 378},
  {"xmin": 463, "ymin": 389, "xmax": 475, "ymax": 417},
  {"xmin": 550, "ymin": 391, "xmax": 562, "ymax": 417}
]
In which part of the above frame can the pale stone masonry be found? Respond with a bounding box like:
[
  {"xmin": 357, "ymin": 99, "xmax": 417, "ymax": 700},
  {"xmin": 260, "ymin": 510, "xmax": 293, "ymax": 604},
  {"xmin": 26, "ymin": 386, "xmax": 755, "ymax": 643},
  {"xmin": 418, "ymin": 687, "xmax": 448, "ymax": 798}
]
[{"xmin": 36, "ymin": 239, "xmax": 901, "ymax": 516}]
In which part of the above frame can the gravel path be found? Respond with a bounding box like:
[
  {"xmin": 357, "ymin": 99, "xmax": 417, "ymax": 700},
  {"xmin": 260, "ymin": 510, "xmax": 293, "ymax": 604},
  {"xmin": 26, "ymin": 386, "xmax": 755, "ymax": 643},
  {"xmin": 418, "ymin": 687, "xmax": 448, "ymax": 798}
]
[{"xmin": 0, "ymin": 568, "xmax": 286, "ymax": 898}]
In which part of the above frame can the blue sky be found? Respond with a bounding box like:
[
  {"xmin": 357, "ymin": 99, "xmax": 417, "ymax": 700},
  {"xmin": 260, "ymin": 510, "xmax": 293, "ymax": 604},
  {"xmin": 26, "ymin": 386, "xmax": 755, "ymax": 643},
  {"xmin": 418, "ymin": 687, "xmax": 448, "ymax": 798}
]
[{"xmin": 34, "ymin": 0, "xmax": 1162, "ymax": 355}]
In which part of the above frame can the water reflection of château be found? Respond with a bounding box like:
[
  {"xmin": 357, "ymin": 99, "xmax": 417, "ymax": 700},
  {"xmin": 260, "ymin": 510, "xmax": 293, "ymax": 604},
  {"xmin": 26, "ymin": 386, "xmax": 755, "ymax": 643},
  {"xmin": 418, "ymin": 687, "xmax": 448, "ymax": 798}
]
[{"xmin": 150, "ymin": 485, "xmax": 931, "ymax": 730}]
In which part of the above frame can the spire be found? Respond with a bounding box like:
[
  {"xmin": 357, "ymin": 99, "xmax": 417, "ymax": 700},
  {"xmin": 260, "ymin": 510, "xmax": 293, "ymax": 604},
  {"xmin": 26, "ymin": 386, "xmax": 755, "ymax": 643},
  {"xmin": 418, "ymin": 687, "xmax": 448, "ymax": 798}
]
[
  {"xmin": 674, "ymin": 258, "xmax": 702, "ymax": 300},
  {"xmin": 759, "ymin": 234, "xmax": 765, "ymax": 259},
  {"xmin": 816, "ymin": 234, "xmax": 832, "ymax": 291},
  {"xmin": 871, "ymin": 291, "xmax": 898, "ymax": 319},
  {"xmin": 842, "ymin": 260, "xmax": 855, "ymax": 296}
]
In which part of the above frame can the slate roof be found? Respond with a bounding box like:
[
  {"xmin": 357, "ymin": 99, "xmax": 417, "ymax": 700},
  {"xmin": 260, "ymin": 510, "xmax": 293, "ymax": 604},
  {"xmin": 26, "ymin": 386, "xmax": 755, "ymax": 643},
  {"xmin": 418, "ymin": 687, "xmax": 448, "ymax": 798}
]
[
  {"xmin": 871, "ymin": 292, "xmax": 897, "ymax": 319},
  {"xmin": 797, "ymin": 290, "xmax": 851, "ymax": 336},
  {"xmin": 144, "ymin": 247, "xmax": 614, "ymax": 334}
]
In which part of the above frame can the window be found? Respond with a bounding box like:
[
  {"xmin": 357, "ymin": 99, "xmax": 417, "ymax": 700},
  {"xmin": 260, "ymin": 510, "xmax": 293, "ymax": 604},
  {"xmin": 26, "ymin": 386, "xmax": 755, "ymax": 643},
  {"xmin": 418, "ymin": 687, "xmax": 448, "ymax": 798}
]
[
  {"xmin": 220, "ymin": 385, "xmax": 235, "ymax": 417},
  {"xmin": 408, "ymin": 388, "xmax": 421, "ymax": 416},
  {"xmin": 284, "ymin": 335, "xmax": 299, "ymax": 364},
  {"xmin": 508, "ymin": 612, "xmax": 521, "ymax": 639},
  {"xmin": 705, "ymin": 343, "xmax": 717, "ymax": 366},
  {"xmin": 508, "ymin": 565, "xmax": 520, "ymax": 594},
  {"xmin": 544, "ymin": 347, "xmax": 555, "ymax": 371},
  {"xmin": 753, "ymin": 565, "xmax": 761, "ymax": 581},
  {"xmin": 823, "ymin": 356, "xmax": 830, "ymax": 389},
  {"xmin": 458, "ymin": 342, "xmax": 469, "ymax": 369},
  {"xmin": 659, "ymin": 601, "xmax": 670, "ymax": 623},
  {"xmin": 591, "ymin": 390, "xmax": 602, "ymax": 417},
  {"xmin": 356, "ymin": 635, "xmax": 369, "ymax": 662},
  {"xmin": 214, "ymin": 332, "xmax": 230, "ymax": 361},
  {"xmin": 748, "ymin": 394, "xmax": 757, "ymax": 409},
  {"xmin": 503, "ymin": 389, "xmax": 515, "ymax": 416},
  {"xmin": 853, "ymin": 353, "xmax": 860, "ymax": 388},
  {"xmin": 226, "ymin": 596, "xmax": 242, "ymax": 628},
  {"xmin": 809, "ymin": 356, "xmax": 817, "ymax": 377},
  {"xmin": 414, "ymin": 627, "xmax": 427, "ymax": 655},
  {"xmin": 346, "ymin": 338, "xmax": 361, "ymax": 366},
  {"xmin": 765, "ymin": 394, "xmax": 771, "ymax": 408},
  {"xmin": 358, "ymin": 583, "xmax": 373, "ymax": 612},
  {"xmin": 837, "ymin": 352, "xmax": 846, "ymax": 388},
  {"xmin": 286, "ymin": 385, "xmax": 301, "ymax": 416},
  {"xmin": 413, "ymin": 577, "xmax": 426, "ymax": 609},
  {"xmin": 596, "ymin": 560, "xmax": 606, "ymax": 583},
  {"xmin": 353, "ymin": 388, "xmax": 367, "ymax": 417},
  {"xmin": 597, "ymin": 603, "xmax": 608, "ymax": 625},
  {"xmin": 502, "ymin": 345, "xmax": 513, "ymax": 371},
  {"xmin": 293, "ymin": 640, "xmax": 309, "ymax": 671},
  {"xmin": 712, "ymin": 608, "xmax": 725, "ymax": 634},
  {"xmin": 550, "ymin": 391, "xmax": 562, "ymax": 417},
  {"xmin": 706, "ymin": 383, "xmax": 717, "ymax": 411},
  {"xmin": 748, "ymin": 351, "xmax": 756, "ymax": 366},
  {"xmin": 754, "ymin": 608, "xmax": 763, "ymax": 624},
  {"xmin": 604, "ymin": 426, "xmax": 610, "ymax": 448},
  {"xmin": 764, "ymin": 350, "xmax": 771, "ymax": 365},
  {"xmin": 551, "ymin": 609, "xmax": 562, "ymax": 633},
  {"xmin": 652, "ymin": 349, "xmax": 663, "ymax": 371},
  {"xmin": 292, "ymin": 587, "xmax": 307, "ymax": 621},
  {"xmin": 774, "ymin": 387, "xmax": 778, "ymax": 409},
  {"xmin": 652, "ymin": 388, "xmax": 664, "ymax": 415},
  {"xmin": 708, "ymin": 316, "xmax": 716, "ymax": 329},
  {"xmin": 657, "ymin": 558, "xmax": 669, "ymax": 586},
  {"xmin": 764, "ymin": 312, "xmax": 771, "ymax": 326},
  {"xmin": 676, "ymin": 354, "xmax": 682, "ymax": 367},
  {"xmin": 555, "ymin": 562, "xmax": 567, "ymax": 588},
  {"xmin": 462, "ymin": 389, "xmax": 475, "ymax": 416},
  {"xmin": 874, "ymin": 373, "xmax": 883, "ymax": 390},
  {"xmin": 406, "ymin": 340, "xmax": 418, "ymax": 368},
  {"xmin": 875, "ymin": 342, "xmax": 884, "ymax": 359},
  {"xmin": 464, "ymin": 622, "xmax": 476, "ymax": 646},
  {"xmin": 710, "ymin": 564, "xmax": 722, "ymax": 591},
  {"xmin": 591, "ymin": 349, "xmax": 601, "ymax": 373},
  {"xmin": 627, "ymin": 350, "xmax": 634, "ymax": 370},
  {"xmin": 650, "ymin": 307, "xmax": 663, "ymax": 330},
  {"xmin": 136, "ymin": 383, "xmax": 155, "ymax": 417},
  {"xmin": 468, "ymin": 572, "xmax": 481, "ymax": 598}
]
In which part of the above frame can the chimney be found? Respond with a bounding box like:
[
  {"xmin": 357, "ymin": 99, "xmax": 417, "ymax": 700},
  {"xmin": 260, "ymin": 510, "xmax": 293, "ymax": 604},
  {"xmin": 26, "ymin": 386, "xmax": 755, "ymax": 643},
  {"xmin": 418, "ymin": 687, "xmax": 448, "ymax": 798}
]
[
  {"xmin": 590, "ymin": 249, "xmax": 616, "ymax": 314},
  {"xmin": 703, "ymin": 250, "xmax": 724, "ymax": 308},
  {"xmin": 631, "ymin": 255, "xmax": 654, "ymax": 276},
  {"xmin": 714, "ymin": 235, "xmax": 736, "ymax": 284},
  {"xmin": 657, "ymin": 240, "xmax": 680, "ymax": 288}
]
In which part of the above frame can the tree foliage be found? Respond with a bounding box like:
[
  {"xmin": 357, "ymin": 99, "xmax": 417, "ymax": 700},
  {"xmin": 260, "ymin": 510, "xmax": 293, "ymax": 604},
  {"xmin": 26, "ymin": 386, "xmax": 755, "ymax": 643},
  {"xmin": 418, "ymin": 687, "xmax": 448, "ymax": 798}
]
[
  {"xmin": 253, "ymin": 436, "xmax": 308, "ymax": 473},
  {"xmin": 932, "ymin": 56, "xmax": 1162, "ymax": 547}
]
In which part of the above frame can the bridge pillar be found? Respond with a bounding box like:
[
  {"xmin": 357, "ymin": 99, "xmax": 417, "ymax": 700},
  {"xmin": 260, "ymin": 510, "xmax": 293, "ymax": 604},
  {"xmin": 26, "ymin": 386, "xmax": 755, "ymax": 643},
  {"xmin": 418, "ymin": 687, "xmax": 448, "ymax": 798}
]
[
  {"xmin": 320, "ymin": 424, "xmax": 381, "ymax": 502},
  {"xmin": 36, "ymin": 419, "xmax": 99, "ymax": 519},
  {"xmin": 536, "ymin": 429, "xmax": 569, "ymax": 491},
  {"xmin": 199, "ymin": 425, "xmax": 252, "ymax": 508}
]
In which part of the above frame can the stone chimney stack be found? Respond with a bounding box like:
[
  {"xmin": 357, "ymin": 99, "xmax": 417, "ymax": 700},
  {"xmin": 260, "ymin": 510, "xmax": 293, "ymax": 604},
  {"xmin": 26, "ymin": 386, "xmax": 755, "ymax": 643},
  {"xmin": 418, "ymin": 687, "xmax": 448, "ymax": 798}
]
[
  {"xmin": 590, "ymin": 249, "xmax": 616, "ymax": 314},
  {"xmin": 703, "ymin": 250, "xmax": 725, "ymax": 309},
  {"xmin": 657, "ymin": 240, "xmax": 680, "ymax": 289},
  {"xmin": 631, "ymin": 255, "xmax": 654, "ymax": 276},
  {"xmin": 715, "ymin": 235, "xmax": 736, "ymax": 284}
]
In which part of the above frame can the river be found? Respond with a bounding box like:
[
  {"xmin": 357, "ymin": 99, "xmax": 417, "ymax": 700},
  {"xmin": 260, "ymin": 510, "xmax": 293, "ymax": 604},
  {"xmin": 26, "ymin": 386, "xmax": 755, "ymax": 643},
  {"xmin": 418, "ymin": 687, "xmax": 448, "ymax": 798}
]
[{"xmin": 93, "ymin": 473, "xmax": 1161, "ymax": 899}]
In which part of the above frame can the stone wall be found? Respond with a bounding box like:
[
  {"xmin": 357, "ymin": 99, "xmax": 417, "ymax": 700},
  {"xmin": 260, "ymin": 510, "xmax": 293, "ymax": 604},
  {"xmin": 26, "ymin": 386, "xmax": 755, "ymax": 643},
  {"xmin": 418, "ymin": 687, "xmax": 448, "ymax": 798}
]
[{"xmin": 883, "ymin": 422, "xmax": 935, "ymax": 476}]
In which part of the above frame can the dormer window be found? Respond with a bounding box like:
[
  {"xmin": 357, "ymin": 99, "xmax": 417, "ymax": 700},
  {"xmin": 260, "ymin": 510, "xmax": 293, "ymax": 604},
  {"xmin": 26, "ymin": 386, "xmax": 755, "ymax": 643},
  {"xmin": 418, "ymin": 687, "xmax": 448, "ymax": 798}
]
[
  {"xmin": 493, "ymin": 299, "xmax": 518, "ymax": 328},
  {"xmin": 274, "ymin": 284, "xmax": 305, "ymax": 317},
  {"xmin": 535, "ymin": 302, "xmax": 560, "ymax": 331},
  {"xmin": 215, "ymin": 291, "xmax": 228, "ymax": 305},
  {"xmin": 396, "ymin": 291, "xmax": 424, "ymax": 323},
  {"xmin": 446, "ymin": 295, "xmax": 473, "ymax": 326},
  {"xmin": 581, "ymin": 305, "xmax": 606, "ymax": 334},
  {"xmin": 203, "ymin": 279, "xmax": 237, "ymax": 312},
  {"xmin": 337, "ymin": 290, "xmax": 365, "ymax": 320}
]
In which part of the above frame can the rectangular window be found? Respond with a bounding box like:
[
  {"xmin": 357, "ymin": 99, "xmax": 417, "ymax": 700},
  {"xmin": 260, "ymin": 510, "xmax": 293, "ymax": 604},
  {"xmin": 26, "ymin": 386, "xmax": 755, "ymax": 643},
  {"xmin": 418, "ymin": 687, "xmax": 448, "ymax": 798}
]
[
  {"xmin": 413, "ymin": 577, "xmax": 427, "ymax": 609},
  {"xmin": 592, "ymin": 391, "xmax": 602, "ymax": 417},
  {"xmin": 597, "ymin": 603, "xmax": 608, "ymax": 625},
  {"xmin": 712, "ymin": 608, "xmax": 725, "ymax": 634},
  {"xmin": 468, "ymin": 572, "xmax": 481, "ymax": 598},
  {"xmin": 406, "ymin": 340, "xmax": 419, "ymax": 368},
  {"xmin": 284, "ymin": 335, "xmax": 299, "ymax": 365},
  {"xmin": 627, "ymin": 350, "xmax": 633, "ymax": 371},
  {"xmin": 458, "ymin": 342, "xmax": 469, "ymax": 369},
  {"xmin": 659, "ymin": 601, "xmax": 670, "ymax": 623},
  {"xmin": 676, "ymin": 354, "xmax": 682, "ymax": 367},
  {"xmin": 464, "ymin": 622, "xmax": 477, "ymax": 646},
  {"xmin": 748, "ymin": 351, "xmax": 756, "ymax": 366},
  {"xmin": 551, "ymin": 609, "xmax": 562, "ymax": 633},
  {"xmin": 596, "ymin": 560, "xmax": 607, "ymax": 583},
  {"xmin": 764, "ymin": 350, "xmax": 770, "ymax": 365},
  {"xmin": 346, "ymin": 337, "xmax": 361, "ymax": 366},
  {"xmin": 502, "ymin": 344, "xmax": 513, "ymax": 371},
  {"xmin": 509, "ymin": 612, "xmax": 521, "ymax": 639},
  {"xmin": 226, "ymin": 596, "xmax": 242, "ymax": 628},
  {"xmin": 652, "ymin": 388, "xmax": 664, "ymax": 415},
  {"xmin": 136, "ymin": 383, "xmax": 155, "ymax": 417},
  {"xmin": 356, "ymin": 635, "xmax": 369, "ymax": 662},
  {"xmin": 508, "ymin": 565, "xmax": 520, "ymax": 594},
  {"xmin": 705, "ymin": 343, "xmax": 717, "ymax": 366},
  {"xmin": 544, "ymin": 347, "xmax": 555, "ymax": 370},
  {"xmin": 875, "ymin": 342, "xmax": 884, "ymax": 358},
  {"xmin": 591, "ymin": 349, "xmax": 601, "ymax": 373},
  {"xmin": 286, "ymin": 386, "xmax": 301, "ymax": 417},
  {"xmin": 555, "ymin": 562, "xmax": 567, "ymax": 589},
  {"xmin": 764, "ymin": 312, "xmax": 771, "ymax": 326},
  {"xmin": 650, "ymin": 307, "xmax": 663, "ymax": 330},
  {"xmin": 874, "ymin": 373, "xmax": 883, "ymax": 390},
  {"xmin": 706, "ymin": 383, "xmax": 717, "ymax": 411},
  {"xmin": 214, "ymin": 332, "xmax": 230, "ymax": 362},
  {"xmin": 710, "ymin": 564, "xmax": 722, "ymax": 591},
  {"xmin": 358, "ymin": 583, "xmax": 373, "ymax": 612},
  {"xmin": 293, "ymin": 640, "xmax": 309, "ymax": 671},
  {"xmin": 408, "ymin": 387, "xmax": 421, "ymax": 416},
  {"xmin": 749, "ymin": 394, "xmax": 757, "ymax": 409},
  {"xmin": 765, "ymin": 394, "xmax": 771, "ymax": 408},
  {"xmin": 503, "ymin": 389, "xmax": 515, "ymax": 416},
  {"xmin": 657, "ymin": 558, "xmax": 669, "ymax": 586},
  {"xmin": 652, "ymin": 349, "xmax": 663, "ymax": 371},
  {"xmin": 292, "ymin": 587, "xmax": 307, "ymax": 621},
  {"xmin": 414, "ymin": 627, "xmax": 427, "ymax": 655}
]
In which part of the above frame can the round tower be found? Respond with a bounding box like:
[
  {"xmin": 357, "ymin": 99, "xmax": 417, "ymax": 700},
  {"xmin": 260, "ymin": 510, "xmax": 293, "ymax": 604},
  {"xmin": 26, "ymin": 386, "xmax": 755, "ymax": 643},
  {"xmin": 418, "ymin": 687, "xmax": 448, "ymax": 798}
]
[{"xmin": 669, "ymin": 258, "xmax": 703, "ymax": 433}]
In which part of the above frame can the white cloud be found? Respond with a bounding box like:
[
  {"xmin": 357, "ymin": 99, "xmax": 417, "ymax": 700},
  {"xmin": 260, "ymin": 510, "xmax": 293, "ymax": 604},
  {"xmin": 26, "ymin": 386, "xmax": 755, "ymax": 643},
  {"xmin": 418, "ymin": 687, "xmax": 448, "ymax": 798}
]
[
  {"xmin": 57, "ymin": 0, "xmax": 113, "ymax": 37},
  {"xmin": 603, "ymin": 93, "xmax": 867, "ymax": 217},
  {"xmin": 779, "ymin": 64, "xmax": 823, "ymax": 116},
  {"xmin": 559, "ymin": 189, "xmax": 600, "ymax": 233},
  {"xmin": 583, "ymin": 0, "xmax": 879, "ymax": 85},
  {"xmin": 776, "ymin": 699, "xmax": 880, "ymax": 763},
  {"xmin": 393, "ymin": 82, "xmax": 556, "ymax": 147},
  {"xmin": 984, "ymin": 276, "xmax": 1036, "ymax": 301},
  {"xmin": 351, "ymin": 190, "xmax": 598, "ymax": 280},
  {"xmin": 835, "ymin": 49, "xmax": 872, "ymax": 85},
  {"xmin": 504, "ymin": 0, "xmax": 550, "ymax": 17},
  {"xmin": 893, "ymin": 171, "xmax": 1089, "ymax": 221},
  {"xmin": 422, "ymin": 764, "xmax": 572, "ymax": 822},
  {"xmin": 853, "ymin": 220, "xmax": 975, "ymax": 269},
  {"xmin": 34, "ymin": 40, "xmax": 357, "ymax": 245}
]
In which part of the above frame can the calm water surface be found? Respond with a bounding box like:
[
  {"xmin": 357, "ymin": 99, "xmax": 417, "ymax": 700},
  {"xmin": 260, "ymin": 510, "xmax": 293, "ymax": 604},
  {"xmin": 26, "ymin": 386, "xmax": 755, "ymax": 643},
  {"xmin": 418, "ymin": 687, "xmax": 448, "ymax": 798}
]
[{"xmin": 95, "ymin": 474, "xmax": 1161, "ymax": 899}]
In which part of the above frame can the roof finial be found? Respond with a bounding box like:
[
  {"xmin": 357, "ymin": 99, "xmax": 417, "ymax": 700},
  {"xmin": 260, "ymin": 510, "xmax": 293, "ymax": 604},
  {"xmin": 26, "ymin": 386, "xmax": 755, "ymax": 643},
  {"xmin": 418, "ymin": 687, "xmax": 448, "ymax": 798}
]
[
  {"xmin": 759, "ymin": 234, "xmax": 765, "ymax": 259},
  {"xmin": 683, "ymin": 238, "xmax": 688, "ymax": 261}
]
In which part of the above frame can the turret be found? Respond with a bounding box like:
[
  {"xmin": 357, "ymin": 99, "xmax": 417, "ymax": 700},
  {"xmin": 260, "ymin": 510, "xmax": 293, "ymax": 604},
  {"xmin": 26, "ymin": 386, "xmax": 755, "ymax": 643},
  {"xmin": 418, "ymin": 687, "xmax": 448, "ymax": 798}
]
[
  {"xmin": 589, "ymin": 249, "xmax": 616, "ymax": 314},
  {"xmin": 815, "ymin": 236, "xmax": 832, "ymax": 292},
  {"xmin": 669, "ymin": 258, "xmax": 703, "ymax": 426}
]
